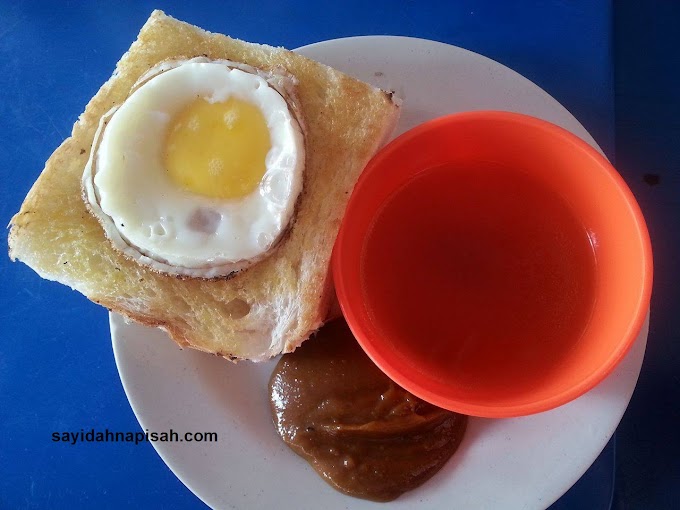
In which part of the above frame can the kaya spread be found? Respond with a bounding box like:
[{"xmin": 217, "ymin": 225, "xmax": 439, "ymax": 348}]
[{"xmin": 269, "ymin": 319, "xmax": 468, "ymax": 501}]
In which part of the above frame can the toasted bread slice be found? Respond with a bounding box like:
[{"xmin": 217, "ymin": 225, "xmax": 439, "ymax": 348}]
[{"xmin": 8, "ymin": 10, "xmax": 400, "ymax": 361}]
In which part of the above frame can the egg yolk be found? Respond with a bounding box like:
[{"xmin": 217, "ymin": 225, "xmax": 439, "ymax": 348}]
[{"xmin": 164, "ymin": 97, "xmax": 271, "ymax": 199}]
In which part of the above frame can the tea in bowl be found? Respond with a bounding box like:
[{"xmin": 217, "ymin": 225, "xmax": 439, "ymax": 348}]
[{"xmin": 333, "ymin": 111, "xmax": 652, "ymax": 418}]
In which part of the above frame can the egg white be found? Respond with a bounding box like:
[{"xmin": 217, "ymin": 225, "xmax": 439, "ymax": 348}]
[{"xmin": 82, "ymin": 58, "xmax": 305, "ymax": 278}]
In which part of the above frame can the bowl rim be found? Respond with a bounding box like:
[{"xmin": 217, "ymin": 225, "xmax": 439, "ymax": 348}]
[{"xmin": 332, "ymin": 110, "xmax": 653, "ymax": 418}]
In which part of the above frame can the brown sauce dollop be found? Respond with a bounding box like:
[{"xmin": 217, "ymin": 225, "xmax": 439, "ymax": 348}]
[{"xmin": 269, "ymin": 319, "xmax": 468, "ymax": 502}]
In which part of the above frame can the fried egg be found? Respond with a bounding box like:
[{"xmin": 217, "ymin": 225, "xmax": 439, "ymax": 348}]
[{"xmin": 82, "ymin": 57, "xmax": 305, "ymax": 278}]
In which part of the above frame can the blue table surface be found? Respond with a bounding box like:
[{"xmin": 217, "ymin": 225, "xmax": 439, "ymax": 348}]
[{"xmin": 0, "ymin": 1, "xmax": 677, "ymax": 509}]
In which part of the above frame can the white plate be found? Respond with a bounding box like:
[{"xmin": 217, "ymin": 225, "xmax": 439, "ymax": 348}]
[{"xmin": 111, "ymin": 36, "xmax": 648, "ymax": 510}]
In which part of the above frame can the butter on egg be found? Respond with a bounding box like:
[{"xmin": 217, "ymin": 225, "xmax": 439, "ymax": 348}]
[{"xmin": 82, "ymin": 57, "xmax": 305, "ymax": 278}]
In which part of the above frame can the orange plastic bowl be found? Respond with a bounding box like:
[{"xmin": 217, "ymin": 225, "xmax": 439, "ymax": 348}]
[{"xmin": 333, "ymin": 111, "xmax": 652, "ymax": 418}]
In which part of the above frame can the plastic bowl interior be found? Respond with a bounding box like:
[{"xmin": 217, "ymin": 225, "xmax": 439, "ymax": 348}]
[{"xmin": 333, "ymin": 111, "xmax": 652, "ymax": 418}]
